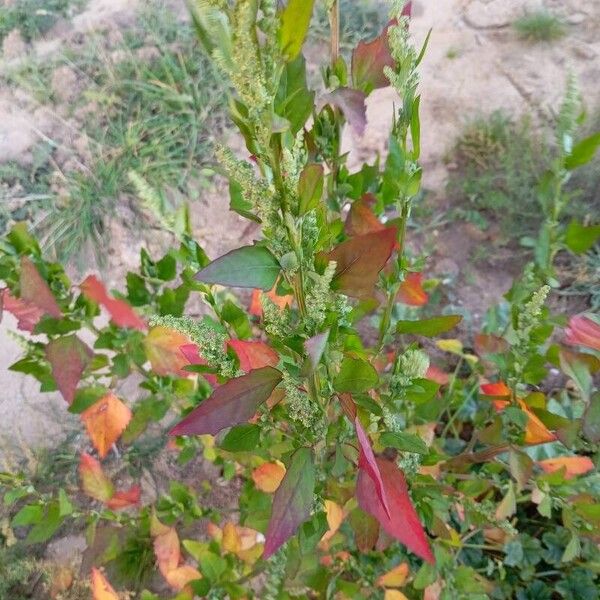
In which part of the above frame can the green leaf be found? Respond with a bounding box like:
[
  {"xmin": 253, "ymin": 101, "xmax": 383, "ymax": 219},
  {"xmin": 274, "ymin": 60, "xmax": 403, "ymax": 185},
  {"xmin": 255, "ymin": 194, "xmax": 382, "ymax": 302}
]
[
  {"xmin": 274, "ymin": 55, "xmax": 314, "ymax": 134},
  {"xmin": 26, "ymin": 501, "xmax": 63, "ymax": 544},
  {"xmin": 220, "ymin": 424, "xmax": 260, "ymax": 452},
  {"xmin": 582, "ymin": 392, "xmax": 600, "ymax": 443},
  {"xmin": 334, "ymin": 357, "xmax": 379, "ymax": 393},
  {"xmin": 396, "ymin": 314, "xmax": 463, "ymax": 337},
  {"xmin": 565, "ymin": 131, "xmax": 600, "ymax": 169},
  {"xmin": 298, "ymin": 164, "xmax": 324, "ymax": 214},
  {"xmin": 380, "ymin": 431, "xmax": 428, "ymax": 454},
  {"xmin": 564, "ymin": 220, "xmax": 600, "ymax": 254},
  {"xmin": 195, "ymin": 246, "xmax": 281, "ymax": 290},
  {"xmin": 221, "ymin": 299, "xmax": 252, "ymax": 339},
  {"xmin": 69, "ymin": 386, "xmax": 108, "ymax": 414},
  {"xmin": 279, "ymin": 0, "xmax": 315, "ymax": 60},
  {"xmin": 12, "ymin": 504, "xmax": 43, "ymax": 527}
]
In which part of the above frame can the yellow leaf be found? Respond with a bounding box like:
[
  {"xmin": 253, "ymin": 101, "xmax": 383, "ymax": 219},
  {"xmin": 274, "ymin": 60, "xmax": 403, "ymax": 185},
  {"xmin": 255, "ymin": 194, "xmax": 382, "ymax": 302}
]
[
  {"xmin": 319, "ymin": 500, "xmax": 344, "ymax": 549},
  {"xmin": 91, "ymin": 568, "xmax": 119, "ymax": 600},
  {"xmin": 79, "ymin": 453, "xmax": 114, "ymax": 503},
  {"xmin": 81, "ymin": 393, "xmax": 132, "ymax": 458},
  {"xmin": 384, "ymin": 591, "xmax": 409, "ymax": 600},
  {"xmin": 222, "ymin": 522, "xmax": 241, "ymax": 553},
  {"xmin": 436, "ymin": 339, "xmax": 463, "ymax": 354},
  {"xmin": 164, "ymin": 565, "xmax": 202, "ymax": 590},
  {"xmin": 377, "ymin": 562, "xmax": 409, "ymax": 587}
]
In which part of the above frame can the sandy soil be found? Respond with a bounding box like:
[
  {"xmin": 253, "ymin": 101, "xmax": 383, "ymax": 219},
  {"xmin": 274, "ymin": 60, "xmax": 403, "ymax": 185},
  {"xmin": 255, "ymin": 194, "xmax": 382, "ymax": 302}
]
[{"xmin": 1, "ymin": 0, "xmax": 599, "ymax": 455}]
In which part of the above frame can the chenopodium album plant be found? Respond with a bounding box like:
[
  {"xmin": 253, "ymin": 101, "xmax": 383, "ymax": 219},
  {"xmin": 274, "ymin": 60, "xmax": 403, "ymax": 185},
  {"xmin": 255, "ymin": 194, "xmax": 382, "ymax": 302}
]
[{"xmin": 1, "ymin": 0, "xmax": 600, "ymax": 598}]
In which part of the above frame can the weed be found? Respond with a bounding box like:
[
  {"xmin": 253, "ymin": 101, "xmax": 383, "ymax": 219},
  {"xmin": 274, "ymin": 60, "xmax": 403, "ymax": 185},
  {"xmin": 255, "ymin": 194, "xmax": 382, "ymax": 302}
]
[
  {"xmin": 0, "ymin": 545, "xmax": 45, "ymax": 600},
  {"xmin": 447, "ymin": 111, "xmax": 550, "ymax": 240},
  {"xmin": 513, "ymin": 10, "xmax": 566, "ymax": 42},
  {"xmin": 0, "ymin": 0, "xmax": 86, "ymax": 45},
  {"xmin": 34, "ymin": 1, "xmax": 227, "ymax": 262}
]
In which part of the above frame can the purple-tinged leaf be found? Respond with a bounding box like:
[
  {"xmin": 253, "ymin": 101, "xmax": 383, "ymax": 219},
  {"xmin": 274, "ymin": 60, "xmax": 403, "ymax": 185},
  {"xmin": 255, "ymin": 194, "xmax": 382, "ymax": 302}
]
[
  {"xmin": 355, "ymin": 418, "xmax": 390, "ymax": 518},
  {"xmin": 263, "ymin": 447, "xmax": 315, "ymax": 559},
  {"xmin": 169, "ymin": 367, "xmax": 282, "ymax": 436},
  {"xmin": 46, "ymin": 335, "xmax": 93, "ymax": 405},
  {"xmin": 356, "ymin": 456, "xmax": 434, "ymax": 563},
  {"xmin": 320, "ymin": 88, "xmax": 367, "ymax": 136}
]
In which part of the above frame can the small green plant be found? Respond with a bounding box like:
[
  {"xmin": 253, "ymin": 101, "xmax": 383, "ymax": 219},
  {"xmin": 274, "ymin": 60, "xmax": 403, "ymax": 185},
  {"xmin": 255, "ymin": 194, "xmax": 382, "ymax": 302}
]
[
  {"xmin": 513, "ymin": 10, "xmax": 566, "ymax": 42},
  {"xmin": 1, "ymin": 1, "xmax": 599, "ymax": 599},
  {"xmin": 0, "ymin": 0, "xmax": 86, "ymax": 45}
]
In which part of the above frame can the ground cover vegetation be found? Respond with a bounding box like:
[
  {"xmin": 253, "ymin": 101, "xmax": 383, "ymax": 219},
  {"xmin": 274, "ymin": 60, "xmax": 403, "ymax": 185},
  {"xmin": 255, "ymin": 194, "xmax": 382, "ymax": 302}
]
[{"xmin": 0, "ymin": 1, "xmax": 599, "ymax": 598}]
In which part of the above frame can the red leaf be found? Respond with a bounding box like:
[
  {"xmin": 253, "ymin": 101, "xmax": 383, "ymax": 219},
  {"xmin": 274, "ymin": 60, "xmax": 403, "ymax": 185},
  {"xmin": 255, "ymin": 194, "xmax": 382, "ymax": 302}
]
[
  {"xmin": 81, "ymin": 393, "xmax": 132, "ymax": 458},
  {"xmin": 228, "ymin": 339, "xmax": 279, "ymax": 372},
  {"xmin": 0, "ymin": 288, "xmax": 45, "ymax": 332},
  {"xmin": 320, "ymin": 87, "xmax": 367, "ymax": 136},
  {"xmin": 338, "ymin": 393, "xmax": 357, "ymax": 421},
  {"xmin": 352, "ymin": 22, "xmax": 396, "ymax": 92},
  {"xmin": 355, "ymin": 417, "xmax": 390, "ymax": 518},
  {"xmin": 106, "ymin": 485, "xmax": 141, "ymax": 510},
  {"xmin": 170, "ymin": 366, "xmax": 282, "ymax": 436},
  {"xmin": 345, "ymin": 195, "xmax": 386, "ymax": 237},
  {"xmin": 80, "ymin": 275, "xmax": 146, "ymax": 330},
  {"xmin": 397, "ymin": 273, "xmax": 428, "ymax": 307},
  {"xmin": 20, "ymin": 256, "xmax": 61, "ymax": 318},
  {"xmin": 402, "ymin": 1, "xmax": 413, "ymax": 17},
  {"xmin": 356, "ymin": 457, "xmax": 434, "ymax": 563},
  {"xmin": 325, "ymin": 228, "xmax": 397, "ymax": 299},
  {"xmin": 565, "ymin": 314, "xmax": 600, "ymax": 352},
  {"xmin": 179, "ymin": 343, "xmax": 217, "ymax": 385},
  {"xmin": 46, "ymin": 335, "xmax": 93, "ymax": 404},
  {"xmin": 263, "ymin": 447, "xmax": 315, "ymax": 559}
]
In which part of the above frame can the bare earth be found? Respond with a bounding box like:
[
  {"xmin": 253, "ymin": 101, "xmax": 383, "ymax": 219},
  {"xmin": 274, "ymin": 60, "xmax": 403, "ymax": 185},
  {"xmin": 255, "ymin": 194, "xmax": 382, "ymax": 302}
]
[{"xmin": 1, "ymin": 0, "xmax": 599, "ymax": 456}]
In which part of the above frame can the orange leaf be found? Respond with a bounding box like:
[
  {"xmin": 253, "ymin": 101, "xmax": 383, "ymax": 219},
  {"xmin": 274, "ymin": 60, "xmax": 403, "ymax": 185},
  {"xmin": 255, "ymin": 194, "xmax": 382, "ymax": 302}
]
[
  {"xmin": 81, "ymin": 393, "xmax": 132, "ymax": 458},
  {"xmin": 249, "ymin": 286, "xmax": 293, "ymax": 317},
  {"xmin": 252, "ymin": 461, "xmax": 286, "ymax": 493},
  {"xmin": 80, "ymin": 453, "xmax": 114, "ymax": 503},
  {"xmin": 145, "ymin": 326, "xmax": 192, "ymax": 377},
  {"xmin": 537, "ymin": 456, "xmax": 594, "ymax": 479},
  {"xmin": 81, "ymin": 275, "xmax": 145, "ymax": 330},
  {"xmin": 493, "ymin": 399, "xmax": 556, "ymax": 445},
  {"xmin": 106, "ymin": 485, "xmax": 141, "ymax": 510},
  {"xmin": 377, "ymin": 562, "xmax": 410, "ymax": 587},
  {"xmin": 397, "ymin": 273, "xmax": 428, "ymax": 307},
  {"xmin": 222, "ymin": 522, "xmax": 242, "ymax": 553},
  {"xmin": 20, "ymin": 256, "xmax": 61, "ymax": 318},
  {"xmin": 228, "ymin": 339, "xmax": 279, "ymax": 372},
  {"xmin": 480, "ymin": 381, "xmax": 511, "ymax": 398},
  {"xmin": 0, "ymin": 288, "xmax": 45, "ymax": 332},
  {"xmin": 91, "ymin": 568, "xmax": 119, "ymax": 600},
  {"xmin": 164, "ymin": 565, "xmax": 201, "ymax": 590},
  {"xmin": 154, "ymin": 527, "xmax": 180, "ymax": 579},
  {"xmin": 474, "ymin": 333, "xmax": 509, "ymax": 356}
]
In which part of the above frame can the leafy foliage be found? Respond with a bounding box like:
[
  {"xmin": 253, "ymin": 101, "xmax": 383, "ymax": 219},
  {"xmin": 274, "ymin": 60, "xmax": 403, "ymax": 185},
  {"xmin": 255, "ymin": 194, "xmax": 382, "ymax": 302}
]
[{"xmin": 1, "ymin": 1, "xmax": 599, "ymax": 599}]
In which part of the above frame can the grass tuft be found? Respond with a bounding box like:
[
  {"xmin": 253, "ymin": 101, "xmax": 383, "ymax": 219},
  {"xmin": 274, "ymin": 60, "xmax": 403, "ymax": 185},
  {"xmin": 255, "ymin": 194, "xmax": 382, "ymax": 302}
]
[{"xmin": 513, "ymin": 10, "xmax": 566, "ymax": 42}]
